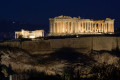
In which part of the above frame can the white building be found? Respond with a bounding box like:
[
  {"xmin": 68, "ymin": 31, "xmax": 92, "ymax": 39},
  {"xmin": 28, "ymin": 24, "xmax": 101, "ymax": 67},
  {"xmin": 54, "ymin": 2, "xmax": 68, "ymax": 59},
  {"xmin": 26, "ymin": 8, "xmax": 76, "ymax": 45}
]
[
  {"xmin": 15, "ymin": 29, "xmax": 44, "ymax": 39},
  {"xmin": 49, "ymin": 15, "xmax": 114, "ymax": 36}
]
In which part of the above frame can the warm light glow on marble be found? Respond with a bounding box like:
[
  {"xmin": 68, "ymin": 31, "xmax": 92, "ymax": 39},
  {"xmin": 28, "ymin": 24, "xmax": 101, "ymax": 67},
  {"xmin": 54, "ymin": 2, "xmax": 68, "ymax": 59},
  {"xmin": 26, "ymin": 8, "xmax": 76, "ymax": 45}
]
[
  {"xmin": 49, "ymin": 15, "xmax": 115, "ymax": 36},
  {"xmin": 15, "ymin": 29, "xmax": 44, "ymax": 39}
]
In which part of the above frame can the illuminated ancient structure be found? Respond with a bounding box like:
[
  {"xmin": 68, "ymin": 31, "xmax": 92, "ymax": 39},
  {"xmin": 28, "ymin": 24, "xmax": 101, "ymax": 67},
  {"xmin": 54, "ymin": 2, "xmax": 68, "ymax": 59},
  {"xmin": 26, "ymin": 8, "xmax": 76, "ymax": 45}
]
[
  {"xmin": 15, "ymin": 29, "xmax": 44, "ymax": 39},
  {"xmin": 49, "ymin": 15, "xmax": 114, "ymax": 36}
]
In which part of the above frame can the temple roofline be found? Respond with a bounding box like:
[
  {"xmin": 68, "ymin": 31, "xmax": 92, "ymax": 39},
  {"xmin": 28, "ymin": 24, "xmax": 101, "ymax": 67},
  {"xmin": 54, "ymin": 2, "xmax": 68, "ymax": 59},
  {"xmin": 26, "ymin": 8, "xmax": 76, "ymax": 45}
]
[{"xmin": 49, "ymin": 15, "xmax": 115, "ymax": 21}]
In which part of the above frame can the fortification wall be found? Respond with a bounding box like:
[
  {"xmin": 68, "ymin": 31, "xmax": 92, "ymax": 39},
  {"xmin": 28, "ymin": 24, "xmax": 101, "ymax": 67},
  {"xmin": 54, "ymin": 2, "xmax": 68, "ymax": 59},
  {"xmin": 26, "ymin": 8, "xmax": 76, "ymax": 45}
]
[{"xmin": 0, "ymin": 37, "xmax": 119, "ymax": 54}]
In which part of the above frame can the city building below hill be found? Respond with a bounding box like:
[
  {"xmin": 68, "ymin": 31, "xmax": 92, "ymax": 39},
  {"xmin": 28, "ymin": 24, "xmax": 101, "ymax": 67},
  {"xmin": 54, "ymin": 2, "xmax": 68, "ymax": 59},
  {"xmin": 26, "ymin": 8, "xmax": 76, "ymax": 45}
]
[{"xmin": 15, "ymin": 29, "xmax": 44, "ymax": 39}]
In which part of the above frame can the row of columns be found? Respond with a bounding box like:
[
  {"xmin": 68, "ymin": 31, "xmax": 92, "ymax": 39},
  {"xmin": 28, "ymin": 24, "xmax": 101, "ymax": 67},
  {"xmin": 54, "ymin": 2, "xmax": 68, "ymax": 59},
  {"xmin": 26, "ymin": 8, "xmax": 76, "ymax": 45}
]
[{"xmin": 50, "ymin": 21, "xmax": 114, "ymax": 34}]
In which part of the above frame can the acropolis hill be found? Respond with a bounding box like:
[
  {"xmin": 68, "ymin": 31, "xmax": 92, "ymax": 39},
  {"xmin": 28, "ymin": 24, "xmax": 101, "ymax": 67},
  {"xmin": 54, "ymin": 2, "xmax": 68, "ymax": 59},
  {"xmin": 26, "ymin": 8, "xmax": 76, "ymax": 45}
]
[
  {"xmin": 0, "ymin": 16, "xmax": 119, "ymax": 54},
  {"xmin": 0, "ymin": 16, "xmax": 120, "ymax": 79}
]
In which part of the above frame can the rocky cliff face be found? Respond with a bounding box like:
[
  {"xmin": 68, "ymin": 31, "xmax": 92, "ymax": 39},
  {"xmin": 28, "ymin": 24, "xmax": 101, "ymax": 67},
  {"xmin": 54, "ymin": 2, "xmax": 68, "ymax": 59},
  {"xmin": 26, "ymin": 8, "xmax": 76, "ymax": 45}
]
[{"xmin": 0, "ymin": 46, "xmax": 120, "ymax": 79}]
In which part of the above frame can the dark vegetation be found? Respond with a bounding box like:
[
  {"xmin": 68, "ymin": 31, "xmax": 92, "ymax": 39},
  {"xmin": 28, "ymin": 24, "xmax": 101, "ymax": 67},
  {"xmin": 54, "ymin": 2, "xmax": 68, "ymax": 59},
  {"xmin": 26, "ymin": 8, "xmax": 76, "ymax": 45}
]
[
  {"xmin": 0, "ymin": 64, "xmax": 120, "ymax": 80},
  {"xmin": 0, "ymin": 46, "xmax": 120, "ymax": 80}
]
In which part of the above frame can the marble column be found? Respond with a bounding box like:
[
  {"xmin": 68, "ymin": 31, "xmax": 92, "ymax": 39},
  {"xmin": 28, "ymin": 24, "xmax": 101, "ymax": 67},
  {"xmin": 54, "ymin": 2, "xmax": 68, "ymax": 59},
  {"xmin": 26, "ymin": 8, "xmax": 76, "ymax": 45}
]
[
  {"xmin": 83, "ymin": 22, "xmax": 85, "ymax": 32},
  {"xmin": 95, "ymin": 23, "xmax": 96, "ymax": 32},
  {"xmin": 77, "ymin": 22, "xmax": 79, "ymax": 33},
  {"xmin": 110, "ymin": 23, "xmax": 112, "ymax": 32},
  {"xmin": 68, "ymin": 22, "xmax": 70, "ymax": 33},
  {"xmin": 72, "ymin": 22, "xmax": 75, "ymax": 34},
  {"xmin": 112, "ymin": 23, "xmax": 114, "ymax": 32},
  {"xmin": 79, "ymin": 22, "xmax": 81, "ymax": 32},
  {"xmin": 81, "ymin": 22, "xmax": 83, "ymax": 32},
  {"xmin": 71, "ymin": 22, "xmax": 73, "ymax": 33},
  {"xmin": 88, "ymin": 22, "xmax": 91, "ymax": 32},
  {"xmin": 58, "ymin": 22, "xmax": 60, "ymax": 33},
  {"xmin": 61, "ymin": 22, "xmax": 62, "ymax": 33},
  {"xmin": 51, "ymin": 22, "xmax": 53, "ymax": 34},
  {"xmin": 108, "ymin": 23, "xmax": 109, "ymax": 33},
  {"xmin": 85, "ymin": 22, "xmax": 86, "ymax": 32},
  {"xmin": 110, "ymin": 23, "xmax": 112, "ymax": 33},
  {"xmin": 60, "ymin": 22, "xmax": 61, "ymax": 33},
  {"xmin": 50, "ymin": 21, "xmax": 52, "ymax": 33},
  {"xmin": 100, "ymin": 23, "xmax": 102, "ymax": 32},
  {"xmin": 62, "ymin": 22, "xmax": 64, "ymax": 33},
  {"xmin": 107, "ymin": 23, "xmax": 109, "ymax": 32},
  {"xmin": 110, "ymin": 23, "xmax": 111, "ymax": 32},
  {"xmin": 53, "ymin": 22, "xmax": 55, "ymax": 33},
  {"xmin": 70, "ymin": 22, "xmax": 71, "ymax": 33},
  {"xmin": 73, "ymin": 22, "xmax": 75, "ymax": 33},
  {"xmin": 55, "ymin": 22, "xmax": 56, "ymax": 33},
  {"xmin": 64, "ymin": 22, "xmax": 66, "ymax": 33},
  {"xmin": 88, "ymin": 22, "xmax": 89, "ymax": 32},
  {"xmin": 105, "ymin": 23, "xmax": 107, "ymax": 33},
  {"xmin": 92, "ymin": 23, "xmax": 94, "ymax": 32},
  {"xmin": 103, "ymin": 23, "xmax": 105, "ymax": 33},
  {"xmin": 93, "ymin": 23, "xmax": 94, "ymax": 32},
  {"xmin": 99, "ymin": 23, "xmax": 100, "ymax": 32},
  {"xmin": 111, "ymin": 23, "xmax": 112, "ymax": 32},
  {"xmin": 90, "ymin": 22, "xmax": 91, "ymax": 32},
  {"xmin": 91, "ymin": 23, "xmax": 93, "ymax": 32},
  {"xmin": 55, "ymin": 22, "xmax": 57, "ymax": 33},
  {"xmin": 86, "ymin": 22, "xmax": 88, "ymax": 32},
  {"xmin": 56, "ymin": 22, "xmax": 58, "ymax": 33},
  {"xmin": 98, "ymin": 23, "xmax": 100, "ymax": 32},
  {"xmin": 111, "ymin": 23, "xmax": 113, "ymax": 32},
  {"xmin": 70, "ymin": 22, "xmax": 73, "ymax": 33},
  {"xmin": 97, "ymin": 23, "xmax": 98, "ymax": 32},
  {"xmin": 109, "ymin": 23, "xmax": 110, "ymax": 32},
  {"xmin": 96, "ymin": 23, "xmax": 98, "ymax": 32},
  {"xmin": 82, "ymin": 22, "xmax": 84, "ymax": 32},
  {"xmin": 86, "ymin": 22, "xmax": 89, "ymax": 32},
  {"xmin": 107, "ymin": 23, "xmax": 108, "ymax": 33},
  {"xmin": 75, "ymin": 22, "xmax": 76, "ymax": 33},
  {"xmin": 80, "ymin": 22, "xmax": 82, "ymax": 32},
  {"xmin": 102, "ymin": 23, "xmax": 104, "ymax": 33},
  {"xmin": 76, "ymin": 22, "xmax": 78, "ymax": 33}
]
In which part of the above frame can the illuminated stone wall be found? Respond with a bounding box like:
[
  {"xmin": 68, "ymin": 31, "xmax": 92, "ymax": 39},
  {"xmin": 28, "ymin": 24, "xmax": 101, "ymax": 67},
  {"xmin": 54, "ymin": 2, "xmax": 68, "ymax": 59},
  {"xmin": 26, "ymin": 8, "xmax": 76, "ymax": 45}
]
[
  {"xmin": 15, "ymin": 29, "xmax": 44, "ymax": 39},
  {"xmin": 0, "ymin": 37, "xmax": 120, "ymax": 54},
  {"xmin": 49, "ymin": 15, "xmax": 114, "ymax": 36}
]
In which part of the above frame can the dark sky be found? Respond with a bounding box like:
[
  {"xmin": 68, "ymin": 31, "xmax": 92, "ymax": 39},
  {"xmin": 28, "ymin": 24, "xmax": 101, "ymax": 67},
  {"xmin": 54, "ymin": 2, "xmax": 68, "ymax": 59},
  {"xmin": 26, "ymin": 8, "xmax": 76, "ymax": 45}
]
[{"xmin": 0, "ymin": 0, "xmax": 120, "ymax": 27}]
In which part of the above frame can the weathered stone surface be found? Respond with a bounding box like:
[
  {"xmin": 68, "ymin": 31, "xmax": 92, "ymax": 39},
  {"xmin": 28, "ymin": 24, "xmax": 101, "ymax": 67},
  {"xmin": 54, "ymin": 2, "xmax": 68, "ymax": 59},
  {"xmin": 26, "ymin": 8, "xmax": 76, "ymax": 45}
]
[
  {"xmin": 0, "ymin": 37, "xmax": 120, "ymax": 54},
  {"xmin": 49, "ymin": 16, "xmax": 114, "ymax": 36}
]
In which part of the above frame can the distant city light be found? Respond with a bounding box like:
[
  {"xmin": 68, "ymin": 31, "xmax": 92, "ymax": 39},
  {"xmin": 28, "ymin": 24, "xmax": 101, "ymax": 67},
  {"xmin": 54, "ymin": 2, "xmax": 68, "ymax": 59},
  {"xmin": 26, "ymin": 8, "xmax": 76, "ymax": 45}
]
[{"xmin": 12, "ymin": 21, "xmax": 15, "ymax": 24}]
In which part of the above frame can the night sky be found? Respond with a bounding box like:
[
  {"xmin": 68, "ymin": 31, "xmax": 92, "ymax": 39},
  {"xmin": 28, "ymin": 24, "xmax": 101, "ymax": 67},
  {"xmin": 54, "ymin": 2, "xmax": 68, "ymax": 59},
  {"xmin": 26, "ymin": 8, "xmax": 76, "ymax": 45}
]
[{"xmin": 0, "ymin": 0, "xmax": 120, "ymax": 29}]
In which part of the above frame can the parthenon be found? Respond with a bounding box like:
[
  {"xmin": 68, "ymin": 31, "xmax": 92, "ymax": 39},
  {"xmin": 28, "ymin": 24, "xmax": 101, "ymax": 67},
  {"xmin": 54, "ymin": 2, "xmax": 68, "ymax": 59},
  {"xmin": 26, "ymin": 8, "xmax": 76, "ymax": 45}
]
[{"xmin": 49, "ymin": 15, "xmax": 114, "ymax": 36}]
